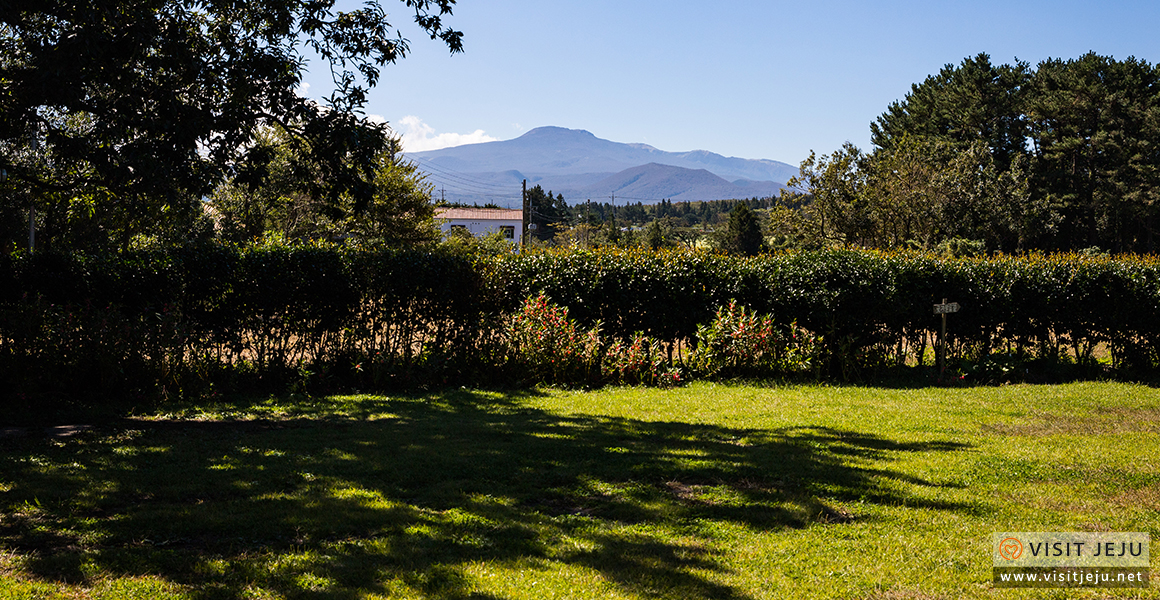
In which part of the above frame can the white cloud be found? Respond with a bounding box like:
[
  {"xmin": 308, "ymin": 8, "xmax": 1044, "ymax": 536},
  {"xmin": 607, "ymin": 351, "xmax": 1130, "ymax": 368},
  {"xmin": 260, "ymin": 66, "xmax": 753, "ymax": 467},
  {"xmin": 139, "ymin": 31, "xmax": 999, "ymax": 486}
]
[{"xmin": 395, "ymin": 116, "xmax": 498, "ymax": 152}]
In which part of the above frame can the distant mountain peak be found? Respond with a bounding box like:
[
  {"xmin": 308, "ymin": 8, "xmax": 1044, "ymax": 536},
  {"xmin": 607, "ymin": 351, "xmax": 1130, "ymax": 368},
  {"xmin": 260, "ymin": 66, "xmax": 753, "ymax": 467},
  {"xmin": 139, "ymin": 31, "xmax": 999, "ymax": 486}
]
[
  {"xmin": 519, "ymin": 126, "xmax": 596, "ymax": 139},
  {"xmin": 521, "ymin": 128, "xmax": 661, "ymax": 153}
]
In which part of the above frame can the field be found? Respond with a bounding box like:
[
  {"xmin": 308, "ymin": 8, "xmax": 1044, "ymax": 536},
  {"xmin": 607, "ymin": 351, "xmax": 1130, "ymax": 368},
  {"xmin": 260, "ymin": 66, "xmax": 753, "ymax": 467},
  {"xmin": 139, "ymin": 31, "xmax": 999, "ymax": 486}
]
[{"xmin": 1, "ymin": 382, "xmax": 1157, "ymax": 599}]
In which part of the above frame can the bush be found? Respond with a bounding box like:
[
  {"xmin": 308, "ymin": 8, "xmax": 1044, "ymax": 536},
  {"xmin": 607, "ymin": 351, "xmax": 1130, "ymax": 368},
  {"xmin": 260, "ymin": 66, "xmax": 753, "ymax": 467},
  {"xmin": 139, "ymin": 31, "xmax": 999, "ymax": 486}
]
[
  {"xmin": 689, "ymin": 300, "xmax": 822, "ymax": 379},
  {"xmin": 504, "ymin": 294, "xmax": 601, "ymax": 385},
  {"xmin": 503, "ymin": 294, "xmax": 681, "ymax": 388},
  {"xmin": 602, "ymin": 332, "xmax": 680, "ymax": 387}
]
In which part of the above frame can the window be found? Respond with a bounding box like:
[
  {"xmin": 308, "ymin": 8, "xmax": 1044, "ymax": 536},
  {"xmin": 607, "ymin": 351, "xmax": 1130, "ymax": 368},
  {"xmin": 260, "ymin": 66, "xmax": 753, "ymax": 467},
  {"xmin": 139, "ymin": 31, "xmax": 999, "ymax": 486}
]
[{"xmin": 499, "ymin": 226, "xmax": 515, "ymax": 239}]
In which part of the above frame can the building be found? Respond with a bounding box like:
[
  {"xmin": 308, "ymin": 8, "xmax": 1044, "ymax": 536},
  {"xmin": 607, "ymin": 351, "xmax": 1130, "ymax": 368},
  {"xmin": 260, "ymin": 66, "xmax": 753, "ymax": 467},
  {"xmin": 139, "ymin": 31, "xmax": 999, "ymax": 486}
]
[{"xmin": 435, "ymin": 207, "xmax": 524, "ymax": 244}]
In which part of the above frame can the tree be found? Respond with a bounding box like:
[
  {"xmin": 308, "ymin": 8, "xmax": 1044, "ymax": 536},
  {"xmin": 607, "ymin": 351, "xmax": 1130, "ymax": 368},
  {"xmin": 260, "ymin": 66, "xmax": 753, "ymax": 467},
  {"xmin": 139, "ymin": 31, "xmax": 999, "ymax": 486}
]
[
  {"xmin": 210, "ymin": 126, "xmax": 439, "ymax": 246},
  {"xmin": 525, "ymin": 185, "xmax": 569, "ymax": 242},
  {"xmin": 783, "ymin": 135, "xmax": 1038, "ymax": 253},
  {"xmin": 862, "ymin": 135, "xmax": 1035, "ymax": 252},
  {"xmin": 870, "ymin": 53, "xmax": 1031, "ymax": 172},
  {"xmin": 0, "ymin": 0, "xmax": 462, "ymax": 249},
  {"xmin": 719, "ymin": 202, "xmax": 765, "ymax": 256},
  {"xmin": 785, "ymin": 143, "xmax": 871, "ymax": 248},
  {"xmin": 863, "ymin": 50, "xmax": 1160, "ymax": 252},
  {"xmin": 824, "ymin": 52, "xmax": 1160, "ymax": 253},
  {"xmin": 1026, "ymin": 53, "xmax": 1160, "ymax": 252},
  {"xmin": 644, "ymin": 219, "xmax": 668, "ymax": 250},
  {"xmin": 345, "ymin": 148, "xmax": 441, "ymax": 247}
]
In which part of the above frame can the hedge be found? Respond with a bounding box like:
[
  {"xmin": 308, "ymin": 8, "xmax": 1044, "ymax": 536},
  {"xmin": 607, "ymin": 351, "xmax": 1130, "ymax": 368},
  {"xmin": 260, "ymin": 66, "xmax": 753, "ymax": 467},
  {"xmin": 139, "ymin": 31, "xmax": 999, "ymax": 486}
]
[
  {"xmin": 2, "ymin": 245, "xmax": 1158, "ymax": 410},
  {"xmin": 496, "ymin": 249, "xmax": 1160, "ymax": 373}
]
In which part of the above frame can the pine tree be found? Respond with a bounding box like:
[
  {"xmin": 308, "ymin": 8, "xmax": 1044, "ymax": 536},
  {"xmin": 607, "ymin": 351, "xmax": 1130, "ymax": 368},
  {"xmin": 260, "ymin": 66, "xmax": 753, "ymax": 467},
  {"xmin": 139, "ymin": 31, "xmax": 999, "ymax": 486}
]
[
  {"xmin": 645, "ymin": 220, "xmax": 665, "ymax": 249},
  {"xmin": 721, "ymin": 203, "xmax": 765, "ymax": 256}
]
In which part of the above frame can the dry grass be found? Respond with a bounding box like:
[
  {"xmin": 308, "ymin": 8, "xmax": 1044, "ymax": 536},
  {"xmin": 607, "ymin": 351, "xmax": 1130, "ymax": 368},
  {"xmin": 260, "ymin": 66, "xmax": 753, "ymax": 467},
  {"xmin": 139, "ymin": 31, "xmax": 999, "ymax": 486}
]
[{"xmin": 983, "ymin": 406, "xmax": 1160, "ymax": 436}]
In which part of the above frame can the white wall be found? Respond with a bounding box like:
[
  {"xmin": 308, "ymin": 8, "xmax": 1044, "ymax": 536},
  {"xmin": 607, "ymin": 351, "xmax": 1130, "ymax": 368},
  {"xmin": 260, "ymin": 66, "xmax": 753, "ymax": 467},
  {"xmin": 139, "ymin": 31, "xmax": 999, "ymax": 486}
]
[{"xmin": 438, "ymin": 218, "xmax": 523, "ymax": 244}]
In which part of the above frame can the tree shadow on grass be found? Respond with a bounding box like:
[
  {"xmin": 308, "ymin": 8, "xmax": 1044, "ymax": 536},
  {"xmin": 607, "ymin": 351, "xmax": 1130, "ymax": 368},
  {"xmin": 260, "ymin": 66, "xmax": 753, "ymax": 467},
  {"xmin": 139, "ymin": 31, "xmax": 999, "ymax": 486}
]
[{"xmin": 0, "ymin": 390, "xmax": 975, "ymax": 599}]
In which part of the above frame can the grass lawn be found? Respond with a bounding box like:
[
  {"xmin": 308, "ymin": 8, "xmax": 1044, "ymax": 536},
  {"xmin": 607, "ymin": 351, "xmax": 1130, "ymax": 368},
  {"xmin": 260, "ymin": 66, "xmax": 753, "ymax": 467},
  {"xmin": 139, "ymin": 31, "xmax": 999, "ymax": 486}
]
[{"xmin": 0, "ymin": 381, "xmax": 1157, "ymax": 599}]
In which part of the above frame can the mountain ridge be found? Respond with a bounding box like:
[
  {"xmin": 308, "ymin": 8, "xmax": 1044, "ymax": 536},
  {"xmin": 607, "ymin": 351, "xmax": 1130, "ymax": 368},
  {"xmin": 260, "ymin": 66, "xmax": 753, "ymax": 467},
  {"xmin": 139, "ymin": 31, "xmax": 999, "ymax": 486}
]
[
  {"xmin": 581, "ymin": 163, "xmax": 780, "ymax": 202},
  {"xmin": 407, "ymin": 127, "xmax": 798, "ymax": 206}
]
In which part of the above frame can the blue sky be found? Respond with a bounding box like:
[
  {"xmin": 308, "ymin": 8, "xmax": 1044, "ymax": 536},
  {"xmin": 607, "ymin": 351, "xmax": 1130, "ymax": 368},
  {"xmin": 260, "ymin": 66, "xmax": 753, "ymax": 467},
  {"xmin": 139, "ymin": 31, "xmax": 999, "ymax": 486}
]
[{"xmin": 302, "ymin": 0, "xmax": 1160, "ymax": 167}]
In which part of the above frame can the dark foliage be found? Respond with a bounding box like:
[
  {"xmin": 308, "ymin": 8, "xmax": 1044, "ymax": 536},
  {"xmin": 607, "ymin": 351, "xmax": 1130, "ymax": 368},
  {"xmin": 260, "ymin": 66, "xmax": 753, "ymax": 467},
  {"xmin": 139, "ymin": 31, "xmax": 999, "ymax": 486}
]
[
  {"xmin": 0, "ymin": 0, "xmax": 462, "ymax": 250},
  {"xmin": 3, "ymin": 246, "xmax": 1158, "ymax": 417},
  {"xmin": 865, "ymin": 52, "xmax": 1160, "ymax": 253}
]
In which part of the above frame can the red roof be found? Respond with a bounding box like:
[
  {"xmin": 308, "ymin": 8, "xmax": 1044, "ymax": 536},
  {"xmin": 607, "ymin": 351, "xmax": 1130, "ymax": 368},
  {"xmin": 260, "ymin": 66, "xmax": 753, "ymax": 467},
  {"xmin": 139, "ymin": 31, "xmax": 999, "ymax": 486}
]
[{"xmin": 436, "ymin": 208, "xmax": 523, "ymax": 220}]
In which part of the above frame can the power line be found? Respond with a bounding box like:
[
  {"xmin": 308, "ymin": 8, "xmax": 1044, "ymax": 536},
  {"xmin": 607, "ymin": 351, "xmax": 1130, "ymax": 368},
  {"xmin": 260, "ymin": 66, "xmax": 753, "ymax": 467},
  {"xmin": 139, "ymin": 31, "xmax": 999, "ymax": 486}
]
[
  {"xmin": 405, "ymin": 155, "xmax": 521, "ymax": 194},
  {"xmin": 416, "ymin": 168, "xmax": 512, "ymax": 194},
  {"xmin": 419, "ymin": 175, "xmax": 516, "ymax": 197},
  {"xmin": 578, "ymin": 193, "xmax": 782, "ymax": 203}
]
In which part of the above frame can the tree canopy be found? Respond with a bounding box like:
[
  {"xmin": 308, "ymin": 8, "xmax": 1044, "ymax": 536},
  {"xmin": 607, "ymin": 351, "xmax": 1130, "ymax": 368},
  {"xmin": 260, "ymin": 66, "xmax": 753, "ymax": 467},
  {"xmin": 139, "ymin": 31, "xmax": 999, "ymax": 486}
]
[
  {"xmin": 0, "ymin": 0, "xmax": 462, "ymax": 250},
  {"xmin": 209, "ymin": 127, "xmax": 439, "ymax": 246},
  {"xmin": 719, "ymin": 202, "xmax": 765, "ymax": 256},
  {"xmin": 525, "ymin": 184, "xmax": 568, "ymax": 242},
  {"xmin": 790, "ymin": 52, "xmax": 1160, "ymax": 254},
  {"xmin": 870, "ymin": 53, "xmax": 1031, "ymax": 172}
]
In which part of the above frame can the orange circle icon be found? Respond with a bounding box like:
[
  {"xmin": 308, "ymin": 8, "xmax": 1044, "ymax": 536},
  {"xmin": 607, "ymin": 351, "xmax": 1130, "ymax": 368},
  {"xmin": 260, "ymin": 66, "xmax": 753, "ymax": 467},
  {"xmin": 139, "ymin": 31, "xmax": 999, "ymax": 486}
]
[{"xmin": 999, "ymin": 537, "xmax": 1023, "ymax": 560}]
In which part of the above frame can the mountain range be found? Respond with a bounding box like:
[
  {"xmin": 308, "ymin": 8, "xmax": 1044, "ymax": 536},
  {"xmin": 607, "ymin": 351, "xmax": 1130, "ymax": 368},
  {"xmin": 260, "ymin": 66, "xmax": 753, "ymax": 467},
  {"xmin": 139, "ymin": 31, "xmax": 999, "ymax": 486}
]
[{"xmin": 405, "ymin": 126, "xmax": 799, "ymax": 206}]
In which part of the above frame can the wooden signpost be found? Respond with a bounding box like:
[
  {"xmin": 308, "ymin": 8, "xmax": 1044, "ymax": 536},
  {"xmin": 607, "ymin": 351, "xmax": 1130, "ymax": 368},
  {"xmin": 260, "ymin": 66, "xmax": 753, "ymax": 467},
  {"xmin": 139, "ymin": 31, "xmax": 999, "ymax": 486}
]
[
  {"xmin": 933, "ymin": 298, "xmax": 959, "ymax": 378},
  {"xmin": 933, "ymin": 301, "xmax": 960, "ymax": 315}
]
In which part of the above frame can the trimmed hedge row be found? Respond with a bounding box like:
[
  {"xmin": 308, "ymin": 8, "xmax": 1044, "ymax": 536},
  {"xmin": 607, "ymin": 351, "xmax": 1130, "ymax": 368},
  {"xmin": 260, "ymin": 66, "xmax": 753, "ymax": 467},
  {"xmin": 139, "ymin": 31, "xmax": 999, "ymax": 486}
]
[
  {"xmin": 2, "ymin": 246, "xmax": 1158, "ymax": 409},
  {"xmin": 0, "ymin": 245, "xmax": 496, "ymax": 408},
  {"xmin": 497, "ymin": 249, "xmax": 1160, "ymax": 372}
]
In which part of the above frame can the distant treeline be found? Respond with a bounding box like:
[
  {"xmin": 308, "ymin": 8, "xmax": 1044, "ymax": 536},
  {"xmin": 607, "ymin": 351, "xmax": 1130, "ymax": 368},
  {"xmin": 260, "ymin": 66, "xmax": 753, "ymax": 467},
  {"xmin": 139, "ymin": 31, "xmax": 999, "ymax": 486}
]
[
  {"xmin": 567, "ymin": 196, "xmax": 781, "ymax": 228},
  {"xmin": 450, "ymin": 192, "xmax": 781, "ymax": 230}
]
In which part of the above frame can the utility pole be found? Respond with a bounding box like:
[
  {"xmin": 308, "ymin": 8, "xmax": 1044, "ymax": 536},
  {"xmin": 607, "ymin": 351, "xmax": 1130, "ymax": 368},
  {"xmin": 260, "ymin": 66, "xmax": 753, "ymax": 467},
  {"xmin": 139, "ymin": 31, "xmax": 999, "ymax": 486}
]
[
  {"xmin": 610, "ymin": 193, "xmax": 616, "ymax": 244},
  {"xmin": 585, "ymin": 200, "xmax": 590, "ymax": 248},
  {"xmin": 521, "ymin": 179, "xmax": 528, "ymax": 249},
  {"xmin": 610, "ymin": 192, "xmax": 615, "ymax": 229}
]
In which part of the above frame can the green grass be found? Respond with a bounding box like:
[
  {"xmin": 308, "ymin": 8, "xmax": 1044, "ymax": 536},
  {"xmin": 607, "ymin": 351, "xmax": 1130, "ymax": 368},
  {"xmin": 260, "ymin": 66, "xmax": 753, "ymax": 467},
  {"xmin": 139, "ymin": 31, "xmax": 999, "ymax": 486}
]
[{"xmin": 0, "ymin": 382, "xmax": 1157, "ymax": 599}]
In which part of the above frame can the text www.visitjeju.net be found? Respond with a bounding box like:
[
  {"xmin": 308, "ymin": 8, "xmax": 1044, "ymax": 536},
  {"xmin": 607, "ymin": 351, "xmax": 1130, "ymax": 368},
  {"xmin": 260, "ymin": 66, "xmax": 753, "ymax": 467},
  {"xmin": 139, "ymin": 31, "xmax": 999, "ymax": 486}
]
[{"xmin": 996, "ymin": 568, "xmax": 1150, "ymax": 586}]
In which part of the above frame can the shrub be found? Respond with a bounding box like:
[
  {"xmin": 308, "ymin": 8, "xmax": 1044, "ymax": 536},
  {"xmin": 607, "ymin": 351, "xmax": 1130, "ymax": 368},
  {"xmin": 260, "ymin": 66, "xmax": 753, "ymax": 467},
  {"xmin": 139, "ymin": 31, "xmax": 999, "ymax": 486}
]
[
  {"xmin": 690, "ymin": 300, "xmax": 822, "ymax": 379},
  {"xmin": 504, "ymin": 294, "xmax": 602, "ymax": 385},
  {"xmin": 504, "ymin": 295, "xmax": 682, "ymax": 388},
  {"xmin": 602, "ymin": 332, "xmax": 680, "ymax": 387}
]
